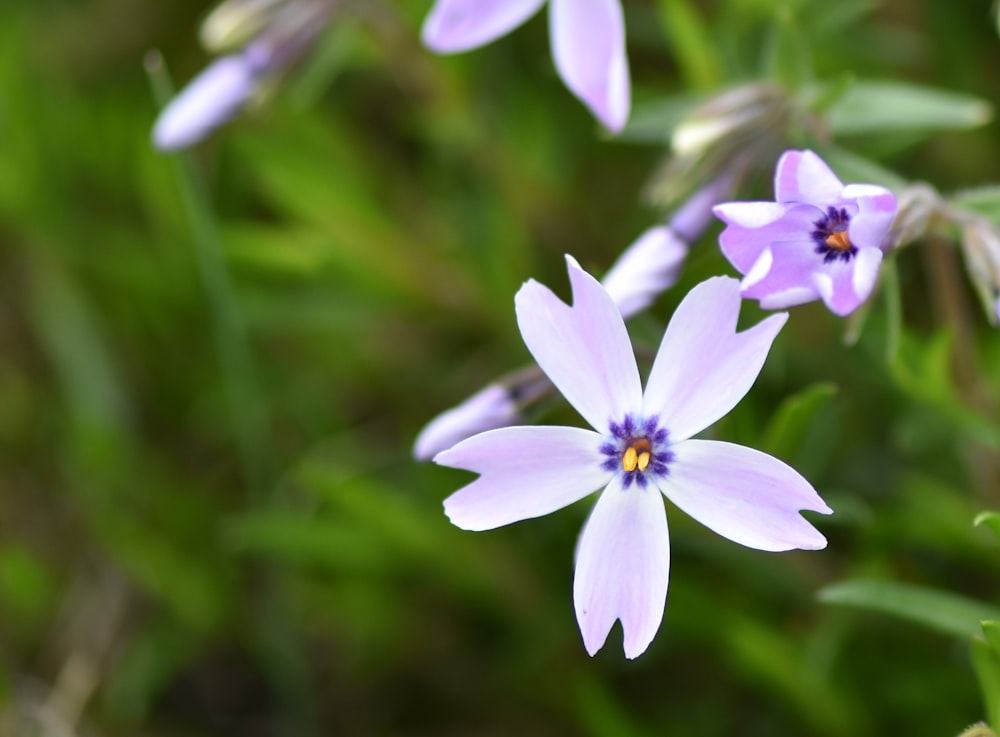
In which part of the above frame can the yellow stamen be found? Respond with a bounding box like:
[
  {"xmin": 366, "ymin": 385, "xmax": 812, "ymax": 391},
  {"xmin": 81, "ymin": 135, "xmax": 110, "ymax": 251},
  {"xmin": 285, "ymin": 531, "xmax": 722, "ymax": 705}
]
[
  {"xmin": 825, "ymin": 231, "xmax": 852, "ymax": 251},
  {"xmin": 637, "ymin": 452, "xmax": 650, "ymax": 472},
  {"xmin": 622, "ymin": 446, "xmax": 638, "ymax": 472}
]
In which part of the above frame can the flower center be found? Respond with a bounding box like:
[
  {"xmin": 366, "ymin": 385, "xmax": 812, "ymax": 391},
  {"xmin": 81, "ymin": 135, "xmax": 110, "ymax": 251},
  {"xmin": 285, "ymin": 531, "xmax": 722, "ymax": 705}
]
[
  {"xmin": 812, "ymin": 206, "xmax": 857, "ymax": 264},
  {"xmin": 600, "ymin": 414, "xmax": 674, "ymax": 489},
  {"xmin": 622, "ymin": 438, "xmax": 651, "ymax": 472}
]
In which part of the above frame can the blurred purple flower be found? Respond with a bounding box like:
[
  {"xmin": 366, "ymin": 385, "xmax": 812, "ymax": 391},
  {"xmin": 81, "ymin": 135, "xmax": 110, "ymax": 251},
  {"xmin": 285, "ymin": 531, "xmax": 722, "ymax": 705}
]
[
  {"xmin": 602, "ymin": 226, "xmax": 688, "ymax": 319},
  {"xmin": 713, "ymin": 150, "xmax": 897, "ymax": 316},
  {"xmin": 153, "ymin": 0, "xmax": 335, "ymax": 151},
  {"xmin": 435, "ymin": 257, "xmax": 831, "ymax": 658},
  {"xmin": 153, "ymin": 47, "xmax": 266, "ymax": 151},
  {"xmin": 421, "ymin": 0, "xmax": 630, "ymax": 132}
]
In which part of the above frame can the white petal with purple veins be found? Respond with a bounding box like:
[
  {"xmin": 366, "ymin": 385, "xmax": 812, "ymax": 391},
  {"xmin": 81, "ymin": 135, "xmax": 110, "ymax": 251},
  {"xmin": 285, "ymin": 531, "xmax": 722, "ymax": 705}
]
[
  {"xmin": 516, "ymin": 256, "xmax": 643, "ymax": 432},
  {"xmin": 574, "ymin": 475, "xmax": 670, "ymax": 658},
  {"xmin": 438, "ymin": 425, "xmax": 610, "ymax": 531},
  {"xmin": 773, "ymin": 149, "xmax": 845, "ymax": 205},
  {"xmin": 421, "ymin": 0, "xmax": 546, "ymax": 53},
  {"xmin": 549, "ymin": 0, "xmax": 630, "ymax": 132},
  {"xmin": 657, "ymin": 439, "xmax": 831, "ymax": 551},
  {"xmin": 642, "ymin": 277, "xmax": 787, "ymax": 442}
]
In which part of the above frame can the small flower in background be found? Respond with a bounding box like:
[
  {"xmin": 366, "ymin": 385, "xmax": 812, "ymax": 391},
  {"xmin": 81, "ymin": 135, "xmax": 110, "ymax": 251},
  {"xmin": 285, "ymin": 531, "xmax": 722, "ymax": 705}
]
[
  {"xmin": 153, "ymin": 0, "xmax": 336, "ymax": 151},
  {"xmin": 601, "ymin": 225, "xmax": 687, "ymax": 319},
  {"xmin": 413, "ymin": 366, "xmax": 548, "ymax": 462},
  {"xmin": 435, "ymin": 258, "xmax": 831, "ymax": 658},
  {"xmin": 421, "ymin": 0, "xmax": 630, "ymax": 133},
  {"xmin": 713, "ymin": 149, "xmax": 898, "ymax": 317}
]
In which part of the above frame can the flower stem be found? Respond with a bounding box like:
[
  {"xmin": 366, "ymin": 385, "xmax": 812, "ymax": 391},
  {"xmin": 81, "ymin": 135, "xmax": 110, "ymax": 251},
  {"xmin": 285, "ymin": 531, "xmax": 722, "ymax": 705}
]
[{"xmin": 144, "ymin": 50, "xmax": 272, "ymax": 500}]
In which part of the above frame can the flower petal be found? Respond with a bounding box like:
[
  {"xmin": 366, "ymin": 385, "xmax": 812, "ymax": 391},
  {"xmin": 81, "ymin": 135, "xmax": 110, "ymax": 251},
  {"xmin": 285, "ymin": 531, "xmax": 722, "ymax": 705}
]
[
  {"xmin": 153, "ymin": 54, "xmax": 258, "ymax": 151},
  {"xmin": 657, "ymin": 439, "xmax": 831, "ymax": 551},
  {"xmin": 714, "ymin": 202, "xmax": 818, "ymax": 274},
  {"xmin": 516, "ymin": 255, "xmax": 643, "ymax": 432},
  {"xmin": 414, "ymin": 384, "xmax": 519, "ymax": 460},
  {"xmin": 549, "ymin": 0, "xmax": 630, "ymax": 132},
  {"xmin": 845, "ymin": 185, "xmax": 898, "ymax": 251},
  {"xmin": 602, "ymin": 226, "xmax": 688, "ymax": 320},
  {"xmin": 773, "ymin": 149, "xmax": 845, "ymax": 206},
  {"xmin": 813, "ymin": 247, "xmax": 883, "ymax": 316},
  {"xmin": 421, "ymin": 0, "xmax": 546, "ymax": 53},
  {"xmin": 574, "ymin": 475, "xmax": 669, "ymax": 658},
  {"xmin": 437, "ymin": 425, "xmax": 610, "ymax": 531},
  {"xmin": 741, "ymin": 241, "xmax": 821, "ymax": 309},
  {"xmin": 642, "ymin": 277, "xmax": 787, "ymax": 441}
]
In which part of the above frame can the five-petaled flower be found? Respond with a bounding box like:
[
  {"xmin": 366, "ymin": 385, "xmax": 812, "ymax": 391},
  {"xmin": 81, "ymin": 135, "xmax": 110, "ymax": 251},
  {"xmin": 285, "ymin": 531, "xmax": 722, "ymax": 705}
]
[
  {"xmin": 435, "ymin": 257, "xmax": 832, "ymax": 659},
  {"xmin": 713, "ymin": 149, "xmax": 898, "ymax": 316},
  {"xmin": 421, "ymin": 0, "xmax": 630, "ymax": 132}
]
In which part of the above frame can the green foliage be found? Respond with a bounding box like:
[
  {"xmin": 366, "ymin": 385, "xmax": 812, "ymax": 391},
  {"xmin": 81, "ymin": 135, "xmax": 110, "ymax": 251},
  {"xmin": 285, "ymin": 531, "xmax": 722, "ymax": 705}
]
[
  {"xmin": 818, "ymin": 580, "xmax": 1000, "ymax": 641},
  {"xmin": 3, "ymin": 0, "xmax": 1000, "ymax": 735}
]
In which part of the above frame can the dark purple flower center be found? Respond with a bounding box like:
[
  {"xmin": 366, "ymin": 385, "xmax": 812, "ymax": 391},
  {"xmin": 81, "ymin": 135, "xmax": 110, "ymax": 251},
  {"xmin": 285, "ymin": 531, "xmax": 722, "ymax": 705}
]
[
  {"xmin": 812, "ymin": 206, "xmax": 857, "ymax": 264},
  {"xmin": 600, "ymin": 414, "xmax": 674, "ymax": 489}
]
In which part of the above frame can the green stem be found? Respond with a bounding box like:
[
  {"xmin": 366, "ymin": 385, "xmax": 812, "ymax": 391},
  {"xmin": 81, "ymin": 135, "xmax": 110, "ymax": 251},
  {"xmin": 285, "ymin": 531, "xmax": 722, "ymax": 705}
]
[{"xmin": 144, "ymin": 50, "xmax": 272, "ymax": 499}]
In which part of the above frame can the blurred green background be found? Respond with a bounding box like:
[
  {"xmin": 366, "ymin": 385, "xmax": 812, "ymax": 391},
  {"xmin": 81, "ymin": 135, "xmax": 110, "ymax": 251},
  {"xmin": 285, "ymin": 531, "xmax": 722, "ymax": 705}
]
[{"xmin": 4, "ymin": 0, "xmax": 1000, "ymax": 735}]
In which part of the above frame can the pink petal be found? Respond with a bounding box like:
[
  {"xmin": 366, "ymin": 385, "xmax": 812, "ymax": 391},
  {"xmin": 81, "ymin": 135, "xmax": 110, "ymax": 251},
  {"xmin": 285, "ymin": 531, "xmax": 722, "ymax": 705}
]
[
  {"xmin": 549, "ymin": 0, "xmax": 630, "ymax": 132},
  {"xmin": 774, "ymin": 149, "xmax": 845, "ymax": 206},
  {"xmin": 813, "ymin": 247, "xmax": 883, "ymax": 316},
  {"xmin": 574, "ymin": 475, "xmax": 670, "ymax": 658},
  {"xmin": 602, "ymin": 226, "xmax": 688, "ymax": 320},
  {"xmin": 741, "ymin": 242, "xmax": 821, "ymax": 309},
  {"xmin": 515, "ymin": 255, "xmax": 643, "ymax": 432},
  {"xmin": 657, "ymin": 439, "xmax": 831, "ymax": 551},
  {"xmin": 421, "ymin": 0, "xmax": 546, "ymax": 53},
  {"xmin": 845, "ymin": 185, "xmax": 898, "ymax": 250},
  {"xmin": 642, "ymin": 277, "xmax": 787, "ymax": 442},
  {"xmin": 153, "ymin": 55, "xmax": 257, "ymax": 151},
  {"xmin": 714, "ymin": 202, "xmax": 817, "ymax": 273},
  {"xmin": 437, "ymin": 425, "xmax": 610, "ymax": 531},
  {"xmin": 413, "ymin": 384, "xmax": 518, "ymax": 461}
]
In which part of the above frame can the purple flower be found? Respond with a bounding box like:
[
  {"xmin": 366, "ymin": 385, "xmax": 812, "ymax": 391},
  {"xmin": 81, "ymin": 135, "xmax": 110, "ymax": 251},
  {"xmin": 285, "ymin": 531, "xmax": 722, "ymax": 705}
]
[
  {"xmin": 421, "ymin": 0, "xmax": 630, "ymax": 132},
  {"xmin": 435, "ymin": 257, "xmax": 831, "ymax": 658},
  {"xmin": 602, "ymin": 225, "xmax": 688, "ymax": 319},
  {"xmin": 153, "ymin": 49, "xmax": 265, "ymax": 151},
  {"xmin": 713, "ymin": 150, "xmax": 898, "ymax": 316}
]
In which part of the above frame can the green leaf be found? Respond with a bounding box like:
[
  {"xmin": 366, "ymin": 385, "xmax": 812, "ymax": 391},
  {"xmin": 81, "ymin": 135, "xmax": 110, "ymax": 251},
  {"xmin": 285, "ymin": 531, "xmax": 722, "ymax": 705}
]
[
  {"xmin": 972, "ymin": 633, "xmax": 1000, "ymax": 733},
  {"xmin": 890, "ymin": 329, "xmax": 1000, "ymax": 448},
  {"xmin": 975, "ymin": 511, "xmax": 1000, "ymax": 545},
  {"xmin": 759, "ymin": 382, "xmax": 838, "ymax": 461},
  {"xmin": 763, "ymin": 6, "xmax": 812, "ymax": 89},
  {"xmin": 818, "ymin": 579, "xmax": 1000, "ymax": 640},
  {"xmin": 983, "ymin": 620, "xmax": 1000, "ymax": 652},
  {"xmin": 954, "ymin": 185, "xmax": 1000, "ymax": 225},
  {"xmin": 656, "ymin": 0, "xmax": 722, "ymax": 90},
  {"xmin": 826, "ymin": 80, "xmax": 991, "ymax": 136}
]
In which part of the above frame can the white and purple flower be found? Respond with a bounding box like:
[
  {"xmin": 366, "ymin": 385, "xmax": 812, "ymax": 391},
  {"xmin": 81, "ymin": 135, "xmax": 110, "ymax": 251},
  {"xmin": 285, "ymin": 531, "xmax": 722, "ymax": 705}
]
[
  {"xmin": 421, "ymin": 0, "xmax": 630, "ymax": 132},
  {"xmin": 435, "ymin": 257, "xmax": 831, "ymax": 658},
  {"xmin": 713, "ymin": 150, "xmax": 898, "ymax": 316}
]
